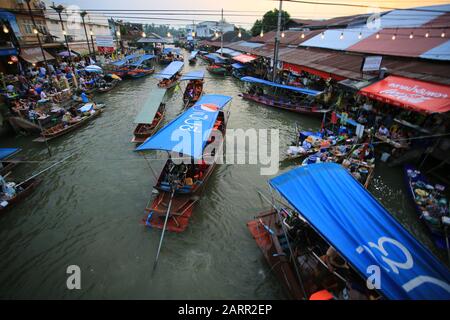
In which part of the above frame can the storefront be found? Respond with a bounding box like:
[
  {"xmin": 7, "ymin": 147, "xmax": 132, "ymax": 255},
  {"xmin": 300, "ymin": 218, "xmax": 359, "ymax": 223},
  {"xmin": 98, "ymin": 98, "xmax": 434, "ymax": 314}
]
[{"xmin": 282, "ymin": 62, "xmax": 346, "ymax": 81}]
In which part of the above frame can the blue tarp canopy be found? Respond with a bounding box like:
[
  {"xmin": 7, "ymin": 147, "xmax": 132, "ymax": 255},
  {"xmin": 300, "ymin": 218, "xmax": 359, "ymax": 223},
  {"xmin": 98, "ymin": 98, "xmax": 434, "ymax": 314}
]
[
  {"xmin": 134, "ymin": 88, "xmax": 166, "ymax": 124},
  {"xmin": 189, "ymin": 50, "xmax": 199, "ymax": 59},
  {"xmin": 269, "ymin": 163, "xmax": 450, "ymax": 300},
  {"xmin": 0, "ymin": 10, "xmax": 21, "ymax": 37},
  {"xmin": 130, "ymin": 54, "xmax": 155, "ymax": 67},
  {"xmin": 0, "ymin": 148, "xmax": 20, "ymax": 160},
  {"xmin": 180, "ymin": 70, "xmax": 204, "ymax": 81},
  {"xmin": 215, "ymin": 48, "xmax": 240, "ymax": 57},
  {"xmin": 241, "ymin": 76, "xmax": 322, "ymax": 96},
  {"xmin": 111, "ymin": 53, "xmax": 140, "ymax": 67},
  {"xmin": 135, "ymin": 94, "xmax": 232, "ymax": 158},
  {"xmin": 231, "ymin": 63, "xmax": 245, "ymax": 69},
  {"xmin": 336, "ymin": 113, "xmax": 359, "ymax": 127},
  {"xmin": 163, "ymin": 48, "xmax": 181, "ymax": 54},
  {"xmin": 155, "ymin": 61, "xmax": 184, "ymax": 79},
  {"xmin": 205, "ymin": 53, "xmax": 227, "ymax": 64}
]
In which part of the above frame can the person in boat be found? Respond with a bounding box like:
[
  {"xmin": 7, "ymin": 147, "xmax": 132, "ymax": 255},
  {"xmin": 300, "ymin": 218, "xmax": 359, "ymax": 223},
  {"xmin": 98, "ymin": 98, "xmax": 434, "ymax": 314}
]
[
  {"xmin": 378, "ymin": 124, "xmax": 389, "ymax": 137},
  {"xmin": 0, "ymin": 175, "xmax": 16, "ymax": 200}
]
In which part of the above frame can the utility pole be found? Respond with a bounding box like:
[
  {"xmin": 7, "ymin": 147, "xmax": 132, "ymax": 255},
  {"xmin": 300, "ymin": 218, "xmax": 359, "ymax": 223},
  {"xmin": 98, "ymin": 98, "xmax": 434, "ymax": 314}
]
[
  {"xmin": 25, "ymin": 0, "xmax": 48, "ymax": 68},
  {"xmin": 90, "ymin": 28, "xmax": 96, "ymax": 62},
  {"xmin": 220, "ymin": 8, "xmax": 224, "ymax": 55},
  {"xmin": 272, "ymin": 0, "xmax": 283, "ymax": 82},
  {"xmin": 80, "ymin": 11, "xmax": 92, "ymax": 58},
  {"xmin": 50, "ymin": 3, "xmax": 72, "ymax": 62}
]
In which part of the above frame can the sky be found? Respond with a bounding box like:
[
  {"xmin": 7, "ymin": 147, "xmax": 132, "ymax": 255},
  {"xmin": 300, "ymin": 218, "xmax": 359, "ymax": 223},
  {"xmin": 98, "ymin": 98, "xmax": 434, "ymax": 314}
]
[{"xmin": 62, "ymin": 0, "xmax": 450, "ymax": 28}]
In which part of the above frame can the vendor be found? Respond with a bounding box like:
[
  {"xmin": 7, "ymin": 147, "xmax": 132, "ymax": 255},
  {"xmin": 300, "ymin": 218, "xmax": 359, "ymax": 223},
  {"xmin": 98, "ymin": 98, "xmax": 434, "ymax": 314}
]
[{"xmin": 0, "ymin": 175, "xmax": 16, "ymax": 200}]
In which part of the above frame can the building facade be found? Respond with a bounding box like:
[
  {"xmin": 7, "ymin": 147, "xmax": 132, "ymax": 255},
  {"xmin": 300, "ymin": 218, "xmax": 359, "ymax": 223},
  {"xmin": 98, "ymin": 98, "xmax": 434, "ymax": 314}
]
[{"xmin": 186, "ymin": 20, "xmax": 235, "ymax": 39}]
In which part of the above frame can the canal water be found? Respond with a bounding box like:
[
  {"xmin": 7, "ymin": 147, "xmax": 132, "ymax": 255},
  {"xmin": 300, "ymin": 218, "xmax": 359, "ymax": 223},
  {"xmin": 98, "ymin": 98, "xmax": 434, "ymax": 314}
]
[{"xmin": 0, "ymin": 52, "xmax": 445, "ymax": 299}]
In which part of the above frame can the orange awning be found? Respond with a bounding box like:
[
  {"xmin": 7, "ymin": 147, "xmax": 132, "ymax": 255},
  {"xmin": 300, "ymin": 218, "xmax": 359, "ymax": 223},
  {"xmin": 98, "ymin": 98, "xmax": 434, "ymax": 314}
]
[
  {"xmin": 232, "ymin": 54, "xmax": 257, "ymax": 64},
  {"xmin": 359, "ymin": 75, "xmax": 450, "ymax": 114}
]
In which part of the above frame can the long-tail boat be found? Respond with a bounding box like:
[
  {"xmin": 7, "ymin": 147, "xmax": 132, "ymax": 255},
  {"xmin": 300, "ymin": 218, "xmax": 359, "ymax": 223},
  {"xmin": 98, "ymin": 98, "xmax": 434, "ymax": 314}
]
[
  {"xmin": 404, "ymin": 164, "xmax": 450, "ymax": 250},
  {"xmin": 127, "ymin": 54, "xmax": 156, "ymax": 78},
  {"xmin": 132, "ymin": 88, "xmax": 167, "ymax": 144},
  {"xmin": 0, "ymin": 178, "xmax": 41, "ymax": 213},
  {"xmin": 104, "ymin": 53, "xmax": 141, "ymax": 78},
  {"xmin": 156, "ymin": 61, "xmax": 184, "ymax": 89},
  {"xmin": 0, "ymin": 148, "xmax": 22, "ymax": 175},
  {"xmin": 33, "ymin": 103, "xmax": 104, "ymax": 143},
  {"xmin": 205, "ymin": 53, "xmax": 229, "ymax": 76},
  {"xmin": 188, "ymin": 50, "xmax": 198, "ymax": 65},
  {"xmin": 247, "ymin": 163, "xmax": 450, "ymax": 300},
  {"xmin": 136, "ymin": 94, "xmax": 232, "ymax": 233},
  {"xmin": 159, "ymin": 48, "xmax": 183, "ymax": 65},
  {"xmin": 240, "ymin": 76, "xmax": 328, "ymax": 116},
  {"xmin": 180, "ymin": 70, "xmax": 205, "ymax": 109}
]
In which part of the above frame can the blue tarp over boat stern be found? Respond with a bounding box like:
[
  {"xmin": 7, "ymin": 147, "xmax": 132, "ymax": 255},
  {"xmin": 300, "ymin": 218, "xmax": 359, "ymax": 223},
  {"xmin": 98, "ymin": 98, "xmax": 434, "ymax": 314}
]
[
  {"xmin": 241, "ymin": 76, "xmax": 322, "ymax": 96},
  {"xmin": 269, "ymin": 163, "xmax": 450, "ymax": 300},
  {"xmin": 155, "ymin": 61, "xmax": 184, "ymax": 79},
  {"xmin": 0, "ymin": 148, "xmax": 21, "ymax": 160},
  {"xmin": 180, "ymin": 70, "xmax": 205, "ymax": 81}
]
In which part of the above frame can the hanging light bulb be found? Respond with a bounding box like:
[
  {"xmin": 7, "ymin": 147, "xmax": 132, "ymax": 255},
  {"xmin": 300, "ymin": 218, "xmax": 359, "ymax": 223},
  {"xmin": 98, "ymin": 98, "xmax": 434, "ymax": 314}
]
[
  {"xmin": 238, "ymin": 30, "xmax": 242, "ymax": 38},
  {"xmin": 167, "ymin": 32, "xmax": 171, "ymax": 37},
  {"xmin": 3, "ymin": 25, "xmax": 9, "ymax": 33},
  {"xmin": 142, "ymin": 31, "xmax": 146, "ymax": 37},
  {"xmin": 375, "ymin": 32, "xmax": 380, "ymax": 39},
  {"xmin": 441, "ymin": 31, "xmax": 445, "ymax": 38},
  {"xmin": 425, "ymin": 31, "xmax": 430, "ymax": 38},
  {"xmin": 301, "ymin": 32, "xmax": 305, "ymax": 39},
  {"xmin": 320, "ymin": 31, "xmax": 325, "ymax": 40},
  {"xmin": 214, "ymin": 31, "xmax": 218, "ymax": 37},
  {"xmin": 192, "ymin": 31, "xmax": 195, "ymax": 37},
  {"xmin": 33, "ymin": 28, "xmax": 38, "ymax": 34},
  {"xmin": 409, "ymin": 32, "xmax": 413, "ymax": 39},
  {"xmin": 281, "ymin": 31, "xmax": 285, "ymax": 38},
  {"xmin": 392, "ymin": 34, "xmax": 396, "ymax": 40},
  {"xmin": 260, "ymin": 29, "xmax": 264, "ymax": 37},
  {"xmin": 339, "ymin": 32, "xmax": 344, "ymax": 40},
  {"xmin": 62, "ymin": 29, "xmax": 67, "ymax": 35},
  {"xmin": 116, "ymin": 30, "xmax": 121, "ymax": 37}
]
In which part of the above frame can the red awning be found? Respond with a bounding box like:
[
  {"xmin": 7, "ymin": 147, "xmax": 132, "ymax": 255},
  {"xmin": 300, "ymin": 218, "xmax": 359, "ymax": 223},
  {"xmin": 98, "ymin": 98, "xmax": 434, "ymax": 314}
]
[
  {"xmin": 359, "ymin": 75, "xmax": 450, "ymax": 114},
  {"xmin": 232, "ymin": 54, "xmax": 257, "ymax": 64},
  {"xmin": 282, "ymin": 62, "xmax": 346, "ymax": 81}
]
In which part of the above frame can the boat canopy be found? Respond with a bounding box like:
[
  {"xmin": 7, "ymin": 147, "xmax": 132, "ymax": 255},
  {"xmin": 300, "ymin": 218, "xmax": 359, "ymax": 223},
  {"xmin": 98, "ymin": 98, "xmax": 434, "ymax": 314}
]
[
  {"xmin": 231, "ymin": 63, "xmax": 246, "ymax": 69},
  {"xmin": 215, "ymin": 48, "xmax": 241, "ymax": 57},
  {"xmin": 241, "ymin": 76, "xmax": 322, "ymax": 96},
  {"xmin": 111, "ymin": 53, "xmax": 140, "ymax": 67},
  {"xmin": 84, "ymin": 65, "xmax": 102, "ymax": 73},
  {"xmin": 189, "ymin": 50, "xmax": 199, "ymax": 59},
  {"xmin": 233, "ymin": 54, "xmax": 257, "ymax": 64},
  {"xmin": 269, "ymin": 163, "xmax": 450, "ymax": 300},
  {"xmin": 130, "ymin": 54, "xmax": 155, "ymax": 67},
  {"xmin": 0, "ymin": 148, "xmax": 20, "ymax": 160},
  {"xmin": 163, "ymin": 47, "xmax": 181, "ymax": 54},
  {"xmin": 205, "ymin": 53, "xmax": 227, "ymax": 64},
  {"xmin": 180, "ymin": 70, "xmax": 204, "ymax": 81},
  {"xmin": 135, "ymin": 94, "xmax": 232, "ymax": 158},
  {"xmin": 155, "ymin": 61, "xmax": 184, "ymax": 79},
  {"xmin": 134, "ymin": 88, "xmax": 167, "ymax": 124}
]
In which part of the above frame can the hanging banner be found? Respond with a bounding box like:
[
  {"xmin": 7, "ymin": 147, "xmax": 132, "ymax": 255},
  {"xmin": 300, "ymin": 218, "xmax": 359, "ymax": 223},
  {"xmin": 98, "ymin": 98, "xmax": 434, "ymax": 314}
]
[{"xmin": 95, "ymin": 35, "xmax": 115, "ymax": 48}]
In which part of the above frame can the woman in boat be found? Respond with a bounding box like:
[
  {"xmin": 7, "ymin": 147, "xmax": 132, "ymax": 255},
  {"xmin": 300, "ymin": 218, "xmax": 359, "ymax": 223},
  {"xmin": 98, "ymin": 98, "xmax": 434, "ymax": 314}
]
[{"xmin": 0, "ymin": 175, "xmax": 16, "ymax": 200}]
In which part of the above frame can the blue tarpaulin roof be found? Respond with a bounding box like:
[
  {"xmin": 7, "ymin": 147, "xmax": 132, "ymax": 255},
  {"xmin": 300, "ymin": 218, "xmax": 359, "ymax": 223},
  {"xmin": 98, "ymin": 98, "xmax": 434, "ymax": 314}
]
[
  {"xmin": 241, "ymin": 76, "xmax": 322, "ymax": 96},
  {"xmin": 163, "ymin": 48, "xmax": 181, "ymax": 54},
  {"xmin": 0, "ymin": 148, "xmax": 20, "ymax": 160},
  {"xmin": 111, "ymin": 53, "xmax": 140, "ymax": 66},
  {"xmin": 130, "ymin": 54, "xmax": 155, "ymax": 67},
  {"xmin": 155, "ymin": 61, "xmax": 184, "ymax": 79},
  {"xmin": 180, "ymin": 70, "xmax": 204, "ymax": 81},
  {"xmin": 135, "ymin": 94, "xmax": 232, "ymax": 158},
  {"xmin": 269, "ymin": 163, "xmax": 450, "ymax": 300},
  {"xmin": 205, "ymin": 53, "xmax": 227, "ymax": 64},
  {"xmin": 215, "ymin": 48, "xmax": 241, "ymax": 56},
  {"xmin": 231, "ymin": 63, "xmax": 245, "ymax": 69},
  {"xmin": 189, "ymin": 50, "xmax": 199, "ymax": 59}
]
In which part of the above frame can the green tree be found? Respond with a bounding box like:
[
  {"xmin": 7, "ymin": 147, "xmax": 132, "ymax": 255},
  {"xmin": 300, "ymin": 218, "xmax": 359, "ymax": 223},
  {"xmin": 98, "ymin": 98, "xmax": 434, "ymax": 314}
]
[{"xmin": 251, "ymin": 8, "xmax": 290, "ymax": 36}]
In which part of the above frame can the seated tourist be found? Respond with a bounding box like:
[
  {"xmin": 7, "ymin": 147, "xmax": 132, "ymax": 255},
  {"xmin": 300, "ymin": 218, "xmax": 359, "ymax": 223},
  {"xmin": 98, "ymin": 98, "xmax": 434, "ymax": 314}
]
[{"xmin": 378, "ymin": 124, "xmax": 389, "ymax": 137}]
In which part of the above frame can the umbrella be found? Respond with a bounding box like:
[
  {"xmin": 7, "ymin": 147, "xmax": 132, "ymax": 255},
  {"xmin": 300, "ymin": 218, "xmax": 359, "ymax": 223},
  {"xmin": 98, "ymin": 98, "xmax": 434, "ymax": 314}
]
[
  {"xmin": 110, "ymin": 74, "xmax": 121, "ymax": 80},
  {"xmin": 85, "ymin": 65, "xmax": 103, "ymax": 73},
  {"xmin": 58, "ymin": 50, "xmax": 78, "ymax": 57}
]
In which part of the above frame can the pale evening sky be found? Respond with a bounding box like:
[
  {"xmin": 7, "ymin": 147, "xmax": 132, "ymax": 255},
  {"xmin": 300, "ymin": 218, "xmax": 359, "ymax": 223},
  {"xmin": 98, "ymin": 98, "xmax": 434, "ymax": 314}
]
[{"xmin": 62, "ymin": 0, "xmax": 450, "ymax": 28}]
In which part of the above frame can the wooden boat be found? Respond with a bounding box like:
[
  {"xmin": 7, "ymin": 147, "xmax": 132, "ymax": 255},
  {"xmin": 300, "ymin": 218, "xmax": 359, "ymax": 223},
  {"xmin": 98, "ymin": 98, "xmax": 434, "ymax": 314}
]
[
  {"xmin": 127, "ymin": 54, "xmax": 156, "ymax": 78},
  {"xmin": 128, "ymin": 68, "xmax": 155, "ymax": 78},
  {"xmin": 180, "ymin": 70, "xmax": 205, "ymax": 109},
  {"xmin": 97, "ymin": 79, "xmax": 120, "ymax": 93},
  {"xmin": 188, "ymin": 50, "xmax": 198, "ymax": 65},
  {"xmin": 240, "ymin": 76, "xmax": 328, "ymax": 116},
  {"xmin": 132, "ymin": 88, "xmax": 167, "ymax": 143},
  {"xmin": 156, "ymin": 61, "xmax": 184, "ymax": 89},
  {"xmin": 207, "ymin": 64, "xmax": 227, "ymax": 75},
  {"xmin": 136, "ymin": 94, "xmax": 232, "ymax": 232},
  {"xmin": 404, "ymin": 164, "xmax": 450, "ymax": 249},
  {"xmin": 247, "ymin": 163, "xmax": 450, "ymax": 300},
  {"xmin": 0, "ymin": 148, "xmax": 22, "ymax": 176},
  {"xmin": 0, "ymin": 178, "xmax": 41, "ymax": 213},
  {"xmin": 33, "ymin": 105, "xmax": 104, "ymax": 143}
]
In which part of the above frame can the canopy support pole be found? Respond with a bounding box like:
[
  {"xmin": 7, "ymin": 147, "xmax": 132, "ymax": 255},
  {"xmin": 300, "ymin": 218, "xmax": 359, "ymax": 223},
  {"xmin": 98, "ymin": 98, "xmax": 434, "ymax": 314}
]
[{"xmin": 153, "ymin": 188, "xmax": 175, "ymax": 271}]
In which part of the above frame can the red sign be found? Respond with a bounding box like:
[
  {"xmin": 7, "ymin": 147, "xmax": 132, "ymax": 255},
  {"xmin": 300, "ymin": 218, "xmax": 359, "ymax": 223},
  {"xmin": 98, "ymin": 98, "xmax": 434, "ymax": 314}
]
[
  {"xmin": 98, "ymin": 46, "xmax": 115, "ymax": 54},
  {"xmin": 359, "ymin": 75, "xmax": 450, "ymax": 114},
  {"xmin": 232, "ymin": 54, "xmax": 257, "ymax": 64}
]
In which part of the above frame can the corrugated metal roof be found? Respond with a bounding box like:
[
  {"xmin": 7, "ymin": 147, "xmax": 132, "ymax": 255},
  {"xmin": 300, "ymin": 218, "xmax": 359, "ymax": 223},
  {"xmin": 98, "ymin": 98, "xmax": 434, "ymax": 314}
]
[
  {"xmin": 300, "ymin": 27, "xmax": 376, "ymax": 50},
  {"xmin": 420, "ymin": 40, "xmax": 450, "ymax": 61}
]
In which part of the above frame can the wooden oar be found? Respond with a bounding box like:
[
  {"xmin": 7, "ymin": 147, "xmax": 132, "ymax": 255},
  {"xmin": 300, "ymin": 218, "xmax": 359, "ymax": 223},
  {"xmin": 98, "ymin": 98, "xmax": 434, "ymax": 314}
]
[
  {"xmin": 16, "ymin": 154, "xmax": 74, "ymax": 188},
  {"xmin": 153, "ymin": 188, "xmax": 176, "ymax": 271}
]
